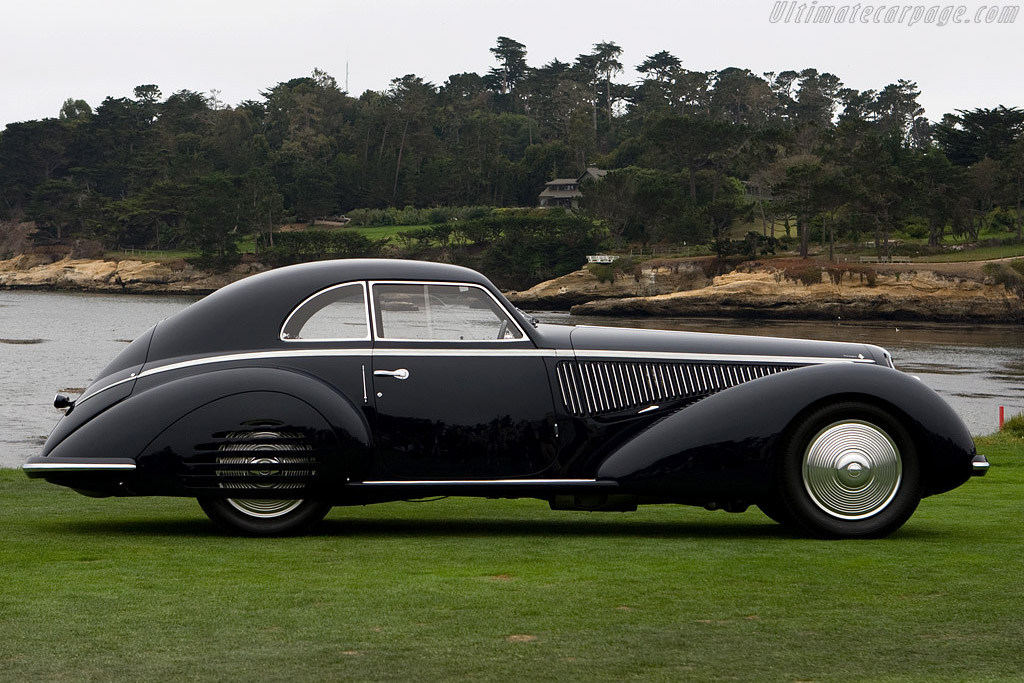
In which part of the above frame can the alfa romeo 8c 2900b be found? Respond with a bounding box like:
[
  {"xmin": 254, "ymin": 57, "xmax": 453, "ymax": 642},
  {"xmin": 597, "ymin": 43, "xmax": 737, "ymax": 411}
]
[{"xmin": 24, "ymin": 259, "xmax": 989, "ymax": 537}]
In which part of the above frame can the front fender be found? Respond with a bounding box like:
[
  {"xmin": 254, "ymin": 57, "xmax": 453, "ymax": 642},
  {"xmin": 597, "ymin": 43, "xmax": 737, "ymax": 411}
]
[
  {"xmin": 32, "ymin": 367, "xmax": 371, "ymax": 496},
  {"xmin": 596, "ymin": 363, "xmax": 976, "ymax": 500}
]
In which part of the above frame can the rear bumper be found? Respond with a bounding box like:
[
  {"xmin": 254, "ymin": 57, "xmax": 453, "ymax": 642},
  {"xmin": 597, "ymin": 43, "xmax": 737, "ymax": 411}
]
[
  {"xmin": 972, "ymin": 454, "xmax": 990, "ymax": 476},
  {"xmin": 23, "ymin": 457, "xmax": 137, "ymax": 477}
]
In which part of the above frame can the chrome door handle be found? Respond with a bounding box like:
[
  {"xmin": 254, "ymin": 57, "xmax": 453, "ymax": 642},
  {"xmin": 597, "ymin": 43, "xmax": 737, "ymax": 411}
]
[{"xmin": 373, "ymin": 368, "xmax": 410, "ymax": 380}]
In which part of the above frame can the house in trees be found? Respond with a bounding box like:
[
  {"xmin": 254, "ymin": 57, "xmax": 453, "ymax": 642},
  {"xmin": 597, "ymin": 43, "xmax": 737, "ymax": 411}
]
[{"xmin": 538, "ymin": 167, "xmax": 607, "ymax": 208}]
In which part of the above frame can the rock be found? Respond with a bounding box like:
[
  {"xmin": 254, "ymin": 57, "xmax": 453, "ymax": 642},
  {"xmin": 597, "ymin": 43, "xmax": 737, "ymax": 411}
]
[
  {"xmin": 507, "ymin": 260, "xmax": 709, "ymax": 309},
  {"xmin": 568, "ymin": 265, "xmax": 1024, "ymax": 323},
  {"xmin": 0, "ymin": 255, "xmax": 258, "ymax": 294}
]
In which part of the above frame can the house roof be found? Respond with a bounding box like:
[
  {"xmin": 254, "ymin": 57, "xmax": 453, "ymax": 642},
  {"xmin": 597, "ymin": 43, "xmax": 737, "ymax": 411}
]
[
  {"xmin": 539, "ymin": 188, "xmax": 582, "ymax": 198},
  {"xmin": 545, "ymin": 178, "xmax": 579, "ymax": 186}
]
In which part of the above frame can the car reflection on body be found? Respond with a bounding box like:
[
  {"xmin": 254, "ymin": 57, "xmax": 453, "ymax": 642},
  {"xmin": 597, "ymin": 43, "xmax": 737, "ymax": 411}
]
[{"xmin": 24, "ymin": 259, "xmax": 988, "ymax": 537}]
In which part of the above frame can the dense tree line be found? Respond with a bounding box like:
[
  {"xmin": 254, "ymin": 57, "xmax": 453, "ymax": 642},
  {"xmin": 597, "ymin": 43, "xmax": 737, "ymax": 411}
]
[{"xmin": 1, "ymin": 37, "xmax": 1023, "ymax": 265}]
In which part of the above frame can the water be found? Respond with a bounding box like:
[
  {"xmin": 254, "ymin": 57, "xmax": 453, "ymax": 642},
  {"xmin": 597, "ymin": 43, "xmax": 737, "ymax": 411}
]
[
  {"xmin": 0, "ymin": 291, "xmax": 198, "ymax": 467},
  {"xmin": 1, "ymin": 291, "xmax": 1021, "ymax": 468}
]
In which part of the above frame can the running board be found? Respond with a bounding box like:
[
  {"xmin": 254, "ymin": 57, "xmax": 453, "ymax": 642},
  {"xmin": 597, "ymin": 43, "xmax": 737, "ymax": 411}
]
[{"xmin": 350, "ymin": 478, "xmax": 617, "ymax": 488}]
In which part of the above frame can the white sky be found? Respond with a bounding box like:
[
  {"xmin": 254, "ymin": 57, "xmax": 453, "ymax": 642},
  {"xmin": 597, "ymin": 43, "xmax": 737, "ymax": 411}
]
[{"xmin": 1, "ymin": 0, "xmax": 1021, "ymax": 128}]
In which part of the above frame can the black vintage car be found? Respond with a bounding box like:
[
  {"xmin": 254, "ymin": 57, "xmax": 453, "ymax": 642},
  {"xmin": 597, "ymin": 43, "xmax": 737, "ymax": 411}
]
[{"xmin": 25, "ymin": 259, "xmax": 988, "ymax": 537}]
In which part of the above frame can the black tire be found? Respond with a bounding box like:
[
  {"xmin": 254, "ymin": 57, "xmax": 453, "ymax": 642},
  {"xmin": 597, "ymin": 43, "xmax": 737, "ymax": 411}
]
[
  {"xmin": 756, "ymin": 497, "xmax": 798, "ymax": 528},
  {"xmin": 774, "ymin": 401, "xmax": 922, "ymax": 539},
  {"xmin": 198, "ymin": 497, "xmax": 331, "ymax": 536}
]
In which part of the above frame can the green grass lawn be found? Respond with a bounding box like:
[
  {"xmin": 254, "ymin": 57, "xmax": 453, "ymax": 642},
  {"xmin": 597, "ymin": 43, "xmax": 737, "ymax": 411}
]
[
  {"xmin": 347, "ymin": 224, "xmax": 432, "ymax": 240},
  {"xmin": 918, "ymin": 243, "xmax": 1024, "ymax": 263},
  {"xmin": 2, "ymin": 435, "xmax": 1021, "ymax": 681}
]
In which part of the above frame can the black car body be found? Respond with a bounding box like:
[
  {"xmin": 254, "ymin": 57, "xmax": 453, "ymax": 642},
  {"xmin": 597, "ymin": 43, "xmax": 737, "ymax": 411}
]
[{"xmin": 25, "ymin": 259, "xmax": 988, "ymax": 537}]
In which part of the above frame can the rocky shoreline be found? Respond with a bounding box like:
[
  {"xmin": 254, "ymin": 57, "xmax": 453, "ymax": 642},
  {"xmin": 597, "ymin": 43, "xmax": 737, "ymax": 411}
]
[
  {"xmin": 507, "ymin": 260, "xmax": 1024, "ymax": 324},
  {"xmin": 3, "ymin": 254, "xmax": 1022, "ymax": 323},
  {"xmin": 0, "ymin": 254, "xmax": 262, "ymax": 294}
]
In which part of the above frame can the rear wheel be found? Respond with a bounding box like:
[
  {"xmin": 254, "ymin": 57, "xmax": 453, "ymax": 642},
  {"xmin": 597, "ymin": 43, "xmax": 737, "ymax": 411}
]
[
  {"xmin": 198, "ymin": 497, "xmax": 331, "ymax": 536},
  {"xmin": 197, "ymin": 429, "xmax": 330, "ymax": 536},
  {"xmin": 775, "ymin": 401, "xmax": 922, "ymax": 539}
]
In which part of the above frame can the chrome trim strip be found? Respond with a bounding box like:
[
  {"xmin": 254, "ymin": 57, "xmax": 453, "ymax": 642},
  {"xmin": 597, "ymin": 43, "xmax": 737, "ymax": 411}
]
[
  {"xmin": 23, "ymin": 462, "xmax": 137, "ymax": 472},
  {"xmin": 571, "ymin": 349, "xmax": 875, "ymax": 364},
  {"xmin": 373, "ymin": 348, "xmax": 558, "ymax": 357},
  {"xmin": 353, "ymin": 478, "xmax": 604, "ymax": 486},
  {"xmin": 76, "ymin": 347, "xmax": 872, "ymax": 408},
  {"xmin": 75, "ymin": 376, "xmax": 137, "ymax": 406}
]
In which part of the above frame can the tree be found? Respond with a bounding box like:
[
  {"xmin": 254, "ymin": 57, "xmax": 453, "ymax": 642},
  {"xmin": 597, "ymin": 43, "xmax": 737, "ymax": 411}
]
[
  {"xmin": 711, "ymin": 68, "xmax": 775, "ymax": 127},
  {"xmin": 185, "ymin": 172, "xmax": 242, "ymax": 265},
  {"xmin": 870, "ymin": 80, "xmax": 928, "ymax": 147},
  {"xmin": 591, "ymin": 41, "xmax": 623, "ymax": 127},
  {"xmin": 0, "ymin": 119, "xmax": 70, "ymax": 216},
  {"xmin": 934, "ymin": 106, "xmax": 1024, "ymax": 166},
  {"xmin": 1000, "ymin": 136, "xmax": 1024, "ymax": 239},
  {"xmin": 637, "ymin": 51, "xmax": 681, "ymax": 83},
  {"xmin": 771, "ymin": 157, "xmax": 822, "ymax": 258},
  {"xmin": 26, "ymin": 179, "xmax": 82, "ymax": 240},
  {"xmin": 486, "ymin": 36, "xmax": 529, "ymax": 111},
  {"xmin": 240, "ymin": 168, "xmax": 284, "ymax": 249},
  {"xmin": 58, "ymin": 98, "xmax": 92, "ymax": 122},
  {"xmin": 645, "ymin": 115, "xmax": 741, "ymax": 202},
  {"xmin": 910, "ymin": 148, "xmax": 965, "ymax": 245},
  {"xmin": 789, "ymin": 69, "xmax": 843, "ymax": 137}
]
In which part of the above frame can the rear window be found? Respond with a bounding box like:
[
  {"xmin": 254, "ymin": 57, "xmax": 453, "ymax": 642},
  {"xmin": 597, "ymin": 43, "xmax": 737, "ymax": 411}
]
[{"xmin": 281, "ymin": 282, "xmax": 370, "ymax": 341}]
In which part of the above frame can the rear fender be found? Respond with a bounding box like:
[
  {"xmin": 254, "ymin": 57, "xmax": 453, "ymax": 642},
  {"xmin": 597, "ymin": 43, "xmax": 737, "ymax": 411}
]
[
  {"xmin": 596, "ymin": 363, "xmax": 976, "ymax": 500},
  {"xmin": 41, "ymin": 367, "xmax": 371, "ymax": 496}
]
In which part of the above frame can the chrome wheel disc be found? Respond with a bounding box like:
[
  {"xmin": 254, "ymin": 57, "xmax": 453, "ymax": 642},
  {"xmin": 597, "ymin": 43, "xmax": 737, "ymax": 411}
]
[
  {"xmin": 226, "ymin": 497, "xmax": 304, "ymax": 518},
  {"xmin": 802, "ymin": 420, "xmax": 902, "ymax": 520},
  {"xmin": 217, "ymin": 431, "xmax": 312, "ymax": 519}
]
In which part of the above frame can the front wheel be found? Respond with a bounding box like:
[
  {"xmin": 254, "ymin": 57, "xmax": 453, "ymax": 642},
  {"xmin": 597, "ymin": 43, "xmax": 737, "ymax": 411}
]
[
  {"xmin": 775, "ymin": 401, "xmax": 922, "ymax": 539},
  {"xmin": 198, "ymin": 497, "xmax": 331, "ymax": 536}
]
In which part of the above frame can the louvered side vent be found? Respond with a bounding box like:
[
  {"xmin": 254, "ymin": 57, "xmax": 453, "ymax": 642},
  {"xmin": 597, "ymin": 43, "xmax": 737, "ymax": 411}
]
[
  {"xmin": 556, "ymin": 360, "xmax": 795, "ymax": 417},
  {"xmin": 180, "ymin": 429, "xmax": 321, "ymax": 492}
]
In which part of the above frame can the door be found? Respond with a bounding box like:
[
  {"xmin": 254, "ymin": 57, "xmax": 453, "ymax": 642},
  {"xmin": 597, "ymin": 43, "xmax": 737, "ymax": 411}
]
[{"xmin": 369, "ymin": 281, "xmax": 557, "ymax": 479}]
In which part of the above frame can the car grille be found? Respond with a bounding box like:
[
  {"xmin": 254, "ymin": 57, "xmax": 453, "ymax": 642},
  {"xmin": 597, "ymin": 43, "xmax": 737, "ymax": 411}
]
[{"xmin": 555, "ymin": 360, "xmax": 795, "ymax": 417}]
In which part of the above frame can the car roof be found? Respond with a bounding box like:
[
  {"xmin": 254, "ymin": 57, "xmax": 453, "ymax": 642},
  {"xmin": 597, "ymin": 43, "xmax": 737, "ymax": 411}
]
[{"xmin": 145, "ymin": 259, "xmax": 500, "ymax": 361}]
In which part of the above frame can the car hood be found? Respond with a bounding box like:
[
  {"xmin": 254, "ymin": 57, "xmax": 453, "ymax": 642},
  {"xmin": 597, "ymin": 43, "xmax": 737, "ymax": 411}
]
[{"xmin": 567, "ymin": 325, "xmax": 886, "ymax": 365}]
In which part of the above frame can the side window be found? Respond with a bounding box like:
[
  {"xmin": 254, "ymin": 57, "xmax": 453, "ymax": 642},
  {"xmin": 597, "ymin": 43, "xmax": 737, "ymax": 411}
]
[
  {"xmin": 374, "ymin": 283, "xmax": 524, "ymax": 341},
  {"xmin": 281, "ymin": 283, "xmax": 369, "ymax": 341}
]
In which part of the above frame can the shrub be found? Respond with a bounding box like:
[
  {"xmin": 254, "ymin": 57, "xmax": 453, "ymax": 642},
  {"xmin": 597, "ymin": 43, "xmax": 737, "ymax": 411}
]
[
  {"xmin": 1002, "ymin": 412, "xmax": 1024, "ymax": 436},
  {"xmin": 471, "ymin": 211, "xmax": 605, "ymax": 289},
  {"xmin": 344, "ymin": 205, "xmax": 494, "ymax": 227},
  {"xmin": 699, "ymin": 255, "xmax": 745, "ymax": 279},
  {"xmin": 0, "ymin": 221, "xmax": 34, "ymax": 259},
  {"xmin": 257, "ymin": 230, "xmax": 389, "ymax": 267},
  {"xmin": 70, "ymin": 239, "xmax": 105, "ymax": 259},
  {"xmin": 780, "ymin": 264, "xmax": 822, "ymax": 286},
  {"xmin": 983, "ymin": 261, "xmax": 1024, "ymax": 299},
  {"xmin": 587, "ymin": 263, "xmax": 615, "ymax": 283}
]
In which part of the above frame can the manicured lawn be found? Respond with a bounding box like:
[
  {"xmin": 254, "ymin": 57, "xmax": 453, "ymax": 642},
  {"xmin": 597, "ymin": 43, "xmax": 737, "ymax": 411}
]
[
  {"xmin": 918, "ymin": 243, "xmax": 1024, "ymax": 263},
  {"xmin": 348, "ymin": 224, "xmax": 433, "ymax": 240},
  {"xmin": 1, "ymin": 434, "xmax": 1020, "ymax": 681}
]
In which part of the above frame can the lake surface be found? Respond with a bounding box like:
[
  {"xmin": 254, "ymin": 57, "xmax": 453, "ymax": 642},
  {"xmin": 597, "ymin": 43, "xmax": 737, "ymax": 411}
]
[{"xmin": 2, "ymin": 290, "xmax": 1022, "ymax": 468}]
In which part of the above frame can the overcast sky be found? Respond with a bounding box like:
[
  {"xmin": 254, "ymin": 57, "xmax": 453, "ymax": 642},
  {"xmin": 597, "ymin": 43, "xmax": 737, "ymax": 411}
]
[{"xmin": 2, "ymin": 0, "xmax": 1021, "ymax": 128}]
